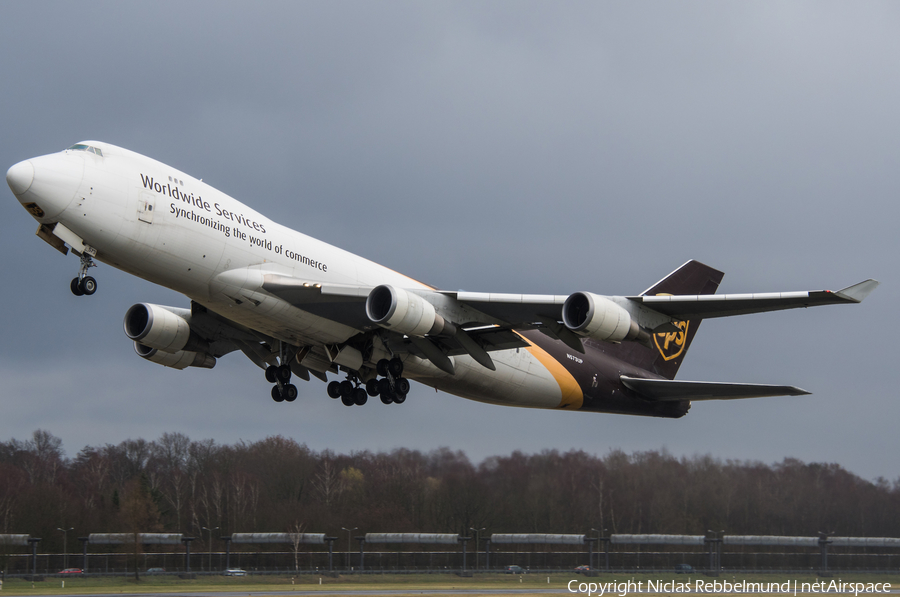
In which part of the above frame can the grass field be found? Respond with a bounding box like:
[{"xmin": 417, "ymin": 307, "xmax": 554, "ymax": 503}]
[{"xmin": 0, "ymin": 571, "xmax": 897, "ymax": 596}]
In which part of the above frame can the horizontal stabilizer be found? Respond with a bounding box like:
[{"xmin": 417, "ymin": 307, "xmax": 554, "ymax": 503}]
[{"xmin": 621, "ymin": 376, "xmax": 810, "ymax": 401}]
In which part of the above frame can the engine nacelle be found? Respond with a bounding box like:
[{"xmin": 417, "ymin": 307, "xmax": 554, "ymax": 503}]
[
  {"xmin": 124, "ymin": 303, "xmax": 194, "ymax": 353},
  {"xmin": 562, "ymin": 292, "xmax": 639, "ymax": 343},
  {"xmin": 366, "ymin": 285, "xmax": 452, "ymax": 336},
  {"xmin": 134, "ymin": 342, "xmax": 216, "ymax": 370}
]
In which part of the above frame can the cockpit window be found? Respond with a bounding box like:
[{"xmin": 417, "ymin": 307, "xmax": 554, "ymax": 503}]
[{"xmin": 67, "ymin": 144, "xmax": 102, "ymax": 156}]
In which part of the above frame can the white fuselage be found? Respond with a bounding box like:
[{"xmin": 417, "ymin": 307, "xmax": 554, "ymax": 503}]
[{"xmin": 10, "ymin": 142, "xmax": 578, "ymax": 410}]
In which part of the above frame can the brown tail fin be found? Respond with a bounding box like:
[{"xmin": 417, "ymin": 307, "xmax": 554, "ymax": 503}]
[{"xmin": 608, "ymin": 260, "xmax": 724, "ymax": 379}]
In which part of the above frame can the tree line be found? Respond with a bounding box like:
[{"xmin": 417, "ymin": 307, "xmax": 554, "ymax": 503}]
[{"xmin": 0, "ymin": 429, "xmax": 897, "ymax": 554}]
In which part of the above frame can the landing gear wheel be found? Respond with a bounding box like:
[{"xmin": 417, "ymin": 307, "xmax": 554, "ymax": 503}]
[
  {"xmin": 380, "ymin": 393, "xmax": 394, "ymax": 405},
  {"xmin": 276, "ymin": 364, "xmax": 292, "ymax": 383},
  {"xmin": 376, "ymin": 359, "xmax": 390, "ymax": 377},
  {"xmin": 339, "ymin": 380, "xmax": 354, "ymax": 398},
  {"xmin": 388, "ymin": 357, "xmax": 404, "ymax": 377},
  {"xmin": 265, "ymin": 365, "xmax": 278, "ymax": 383},
  {"xmin": 327, "ymin": 381, "xmax": 342, "ymax": 399},
  {"xmin": 70, "ymin": 278, "xmax": 84, "ymax": 296},
  {"xmin": 353, "ymin": 388, "xmax": 368, "ymax": 406},
  {"xmin": 377, "ymin": 378, "xmax": 392, "ymax": 395},
  {"xmin": 340, "ymin": 393, "xmax": 354, "ymax": 406},
  {"xmin": 395, "ymin": 377, "xmax": 411, "ymax": 395},
  {"xmin": 271, "ymin": 385, "xmax": 285, "ymax": 402},
  {"xmin": 365, "ymin": 379, "xmax": 380, "ymax": 396},
  {"xmin": 283, "ymin": 384, "xmax": 298, "ymax": 402},
  {"xmin": 79, "ymin": 276, "xmax": 97, "ymax": 295},
  {"xmin": 393, "ymin": 392, "xmax": 407, "ymax": 404}
]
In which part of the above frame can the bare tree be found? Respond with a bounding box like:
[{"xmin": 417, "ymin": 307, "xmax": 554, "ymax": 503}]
[
  {"xmin": 288, "ymin": 521, "xmax": 305, "ymax": 571},
  {"xmin": 312, "ymin": 457, "xmax": 342, "ymax": 508},
  {"xmin": 119, "ymin": 474, "xmax": 161, "ymax": 580}
]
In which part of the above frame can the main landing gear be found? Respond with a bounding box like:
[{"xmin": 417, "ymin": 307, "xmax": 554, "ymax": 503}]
[
  {"xmin": 266, "ymin": 343, "xmax": 298, "ymax": 403},
  {"xmin": 326, "ymin": 377, "xmax": 369, "ymax": 406},
  {"xmin": 326, "ymin": 357, "xmax": 409, "ymax": 407},
  {"xmin": 70, "ymin": 252, "xmax": 97, "ymax": 296}
]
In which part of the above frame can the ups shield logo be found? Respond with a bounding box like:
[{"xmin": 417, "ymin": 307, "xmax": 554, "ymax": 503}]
[
  {"xmin": 654, "ymin": 320, "xmax": 689, "ymax": 361},
  {"xmin": 24, "ymin": 202, "xmax": 45, "ymax": 218}
]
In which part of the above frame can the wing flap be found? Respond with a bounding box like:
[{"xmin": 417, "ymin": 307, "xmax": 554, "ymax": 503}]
[
  {"xmin": 261, "ymin": 274, "xmax": 372, "ymax": 330},
  {"xmin": 440, "ymin": 291, "xmax": 567, "ymax": 331},
  {"xmin": 621, "ymin": 376, "xmax": 810, "ymax": 401}
]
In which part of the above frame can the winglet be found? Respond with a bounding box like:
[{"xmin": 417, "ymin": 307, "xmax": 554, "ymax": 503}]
[{"xmin": 834, "ymin": 279, "xmax": 880, "ymax": 303}]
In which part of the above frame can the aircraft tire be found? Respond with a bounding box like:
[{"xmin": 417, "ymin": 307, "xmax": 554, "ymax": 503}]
[
  {"xmin": 376, "ymin": 359, "xmax": 390, "ymax": 377},
  {"xmin": 377, "ymin": 378, "xmax": 391, "ymax": 395},
  {"xmin": 276, "ymin": 364, "xmax": 292, "ymax": 382},
  {"xmin": 271, "ymin": 385, "xmax": 284, "ymax": 402},
  {"xmin": 365, "ymin": 379, "xmax": 379, "ymax": 396},
  {"xmin": 393, "ymin": 392, "xmax": 407, "ymax": 404},
  {"xmin": 339, "ymin": 380, "xmax": 354, "ymax": 398},
  {"xmin": 265, "ymin": 365, "xmax": 278, "ymax": 383},
  {"xmin": 353, "ymin": 388, "xmax": 368, "ymax": 406},
  {"xmin": 388, "ymin": 357, "xmax": 403, "ymax": 377},
  {"xmin": 284, "ymin": 384, "xmax": 298, "ymax": 402},
  {"xmin": 380, "ymin": 393, "xmax": 393, "ymax": 405},
  {"xmin": 70, "ymin": 278, "xmax": 84, "ymax": 296},
  {"xmin": 80, "ymin": 276, "xmax": 97, "ymax": 295},
  {"xmin": 340, "ymin": 393, "xmax": 354, "ymax": 406},
  {"xmin": 396, "ymin": 377, "xmax": 410, "ymax": 395},
  {"xmin": 327, "ymin": 381, "xmax": 342, "ymax": 398}
]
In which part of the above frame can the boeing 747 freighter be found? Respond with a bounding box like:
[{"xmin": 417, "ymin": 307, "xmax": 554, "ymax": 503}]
[{"xmin": 6, "ymin": 142, "xmax": 878, "ymax": 416}]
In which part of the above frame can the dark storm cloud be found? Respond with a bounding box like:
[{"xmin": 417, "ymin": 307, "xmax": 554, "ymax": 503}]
[{"xmin": 0, "ymin": 2, "xmax": 896, "ymax": 478}]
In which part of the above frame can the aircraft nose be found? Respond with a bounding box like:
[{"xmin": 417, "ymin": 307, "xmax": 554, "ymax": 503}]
[
  {"xmin": 6, "ymin": 159, "xmax": 34, "ymax": 196},
  {"xmin": 8, "ymin": 152, "xmax": 84, "ymax": 221}
]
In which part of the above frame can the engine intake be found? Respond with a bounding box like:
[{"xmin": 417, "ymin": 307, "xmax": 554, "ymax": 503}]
[
  {"xmin": 134, "ymin": 342, "xmax": 216, "ymax": 370},
  {"xmin": 562, "ymin": 292, "xmax": 640, "ymax": 343},
  {"xmin": 366, "ymin": 285, "xmax": 451, "ymax": 336},
  {"xmin": 124, "ymin": 303, "xmax": 206, "ymax": 353}
]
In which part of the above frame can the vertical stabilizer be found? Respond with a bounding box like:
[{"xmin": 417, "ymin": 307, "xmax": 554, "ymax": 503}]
[{"xmin": 604, "ymin": 260, "xmax": 724, "ymax": 380}]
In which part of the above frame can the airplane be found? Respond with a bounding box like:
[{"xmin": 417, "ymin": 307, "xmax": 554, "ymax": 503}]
[{"xmin": 6, "ymin": 141, "xmax": 878, "ymax": 418}]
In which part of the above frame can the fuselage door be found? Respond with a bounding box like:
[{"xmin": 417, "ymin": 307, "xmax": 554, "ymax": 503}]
[{"xmin": 138, "ymin": 191, "xmax": 155, "ymax": 224}]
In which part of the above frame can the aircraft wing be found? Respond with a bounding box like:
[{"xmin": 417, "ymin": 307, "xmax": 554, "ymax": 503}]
[
  {"xmin": 627, "ymin": 279, "xmax": 879, "ymax": 320},
  {"xmin": 447, "ymin": 280, "xmax": 879, "ymax": 327},
  {"xmin": 261, "ymin": 272, "xmax": 878, "ymax": 360},
  {"xmin": 620, "ymin": 376, "xmax": 811, "ymax": 401},
  {"xmin": 260, "ymin": 274, "xmax": 569, "ymax": 336},
  {"xmin": 260, "ymin": 275, "xmax": 533, "ymax": 372},
  {"xmin": 261, "ymin": 275, "xmax": 374, "ymax": 330},
  {"xmin": 439, "ymin": 291, "xmax": 587, "ymax": 352}
]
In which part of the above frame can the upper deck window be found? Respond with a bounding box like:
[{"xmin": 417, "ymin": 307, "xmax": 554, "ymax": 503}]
[{"xmin": 67, "ymin": 144, "xmax": 103, "ymax": 156}]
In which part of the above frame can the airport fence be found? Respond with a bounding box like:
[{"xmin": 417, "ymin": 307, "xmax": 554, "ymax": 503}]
[{"xmin": 2, "ymin": 546, "xmax": 900, "ymax": 576}]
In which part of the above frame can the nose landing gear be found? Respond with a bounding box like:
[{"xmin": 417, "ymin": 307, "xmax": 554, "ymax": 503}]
[{"xmin": 70, "ymin": 252, "xmax": 98, "ymax": 296}]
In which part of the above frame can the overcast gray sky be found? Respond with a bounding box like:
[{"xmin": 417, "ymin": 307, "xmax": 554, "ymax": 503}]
[{"xmin": 1, "ymin": 1, "xmax": 896, "ymax": 480}]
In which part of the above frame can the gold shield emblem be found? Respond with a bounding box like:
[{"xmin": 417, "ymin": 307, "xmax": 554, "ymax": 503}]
[
  {"xmin": 652, "ymin": 293, "xmax": 689, "ymax": 361},
  {"xmin": 653, "ymin": 320, "xmax": 689, "ymax": 361},
  {"xmin": 24, "ymin": 202, "xmax": 45, "ymax": 218}
]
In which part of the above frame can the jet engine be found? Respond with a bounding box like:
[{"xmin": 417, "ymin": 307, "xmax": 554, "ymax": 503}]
[
  {"xmin": 133, "ymin": 342, "xmax": 216, "ymax": 369},
  {"xmin": 562, "ymin": 292, "xmax": 641, "ymax": 343},
  {"xmin": 124, "ymin": 303, "xmax": 206, "ymax": 353},
  {"xmin": 366, "ymin": 285, "xmax": 453, "ymax": 336}
]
